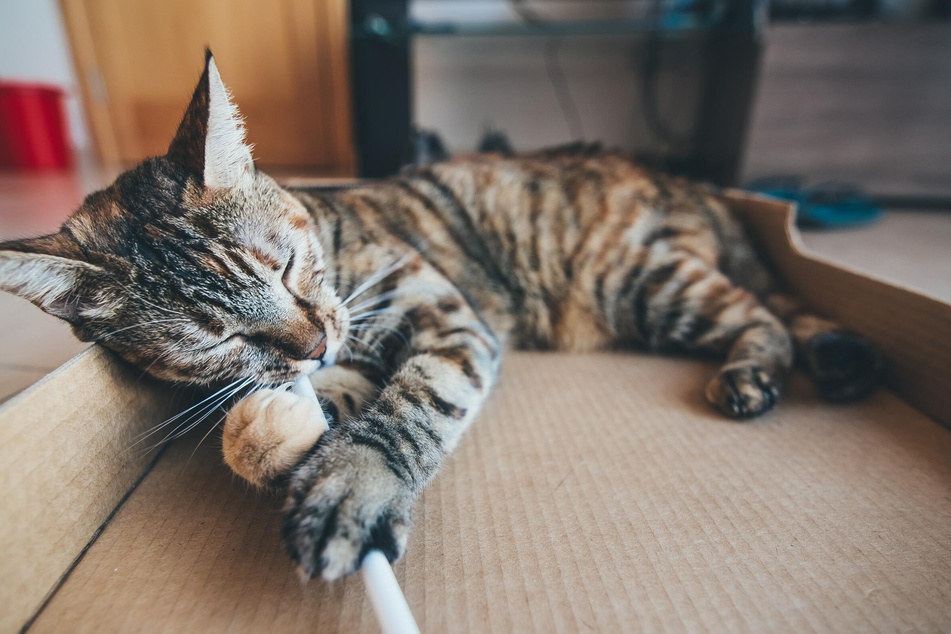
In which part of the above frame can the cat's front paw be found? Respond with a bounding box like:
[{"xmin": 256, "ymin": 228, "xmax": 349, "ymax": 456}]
[
  {"xmin": 705, "ymin": 363, "xmax": 782, "ymax": 419},
  {"xmin": 223, "ymin": 388, "xmax": 329, "ymax": 487},
  {"xmin": 282, "ymin": 435, "xmax": 414, "ymax": 581}
]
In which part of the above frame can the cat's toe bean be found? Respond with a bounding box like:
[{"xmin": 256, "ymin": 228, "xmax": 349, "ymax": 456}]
[
  {"xmin": 705, "ymin": 364, "xmax": 782, "ymax": 419},
  {"xmin": 223, "ymin": 388, "xmax": 328, "ymax": 487}
]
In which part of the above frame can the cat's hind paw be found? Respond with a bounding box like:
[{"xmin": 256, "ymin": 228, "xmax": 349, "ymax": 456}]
[
  {"xmin": 804, "ymin": 331, "xmax": 885, "ymax": 403},
  {"xmin": 223, "ymin": 388, "xmax": 329, "ymax": 487},
  {"xmin": 705, "ymin": 363, "xmax": 782, "ymax": 419}
]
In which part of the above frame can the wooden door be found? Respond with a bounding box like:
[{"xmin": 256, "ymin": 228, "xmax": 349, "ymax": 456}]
[{"xmin": 60, "ymin": 0, "xmax": 354, "ymax": 174}]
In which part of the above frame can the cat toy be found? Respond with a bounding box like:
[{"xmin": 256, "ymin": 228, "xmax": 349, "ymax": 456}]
[{"xmin": 290, "ymin": 376, "xmax": 420, "ymax": 634}]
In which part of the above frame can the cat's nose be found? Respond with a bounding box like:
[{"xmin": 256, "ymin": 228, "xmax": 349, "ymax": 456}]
[
  {"xmin": 268, "ymin": 327, "xmax": 326, "ymax": 361},
  {"xmin": 305, "ymin": 335, "xmax": 327, "ymax": 360}
]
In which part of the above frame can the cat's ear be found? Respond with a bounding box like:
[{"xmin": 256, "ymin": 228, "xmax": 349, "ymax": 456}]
[
  {"xmin": 0, "ymin": 234, "xmax": 105, "ymax": 322},
  {"xmin": 167, "ymin": 50, "xmax": 254, "ymax": 189}
]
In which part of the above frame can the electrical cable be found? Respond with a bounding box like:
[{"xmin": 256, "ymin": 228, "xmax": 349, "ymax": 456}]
[{"xmin": 509, "ymin": 0, "xmax": 585, "ymax": 140}]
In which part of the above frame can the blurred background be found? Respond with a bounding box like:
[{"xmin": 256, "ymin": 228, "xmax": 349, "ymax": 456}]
[
  {"xmin": 0, "ymin": 0, "xmax": 949, "ymax": 400},
  {"xmin": 1, "ymin": 0, "xmax": 949, "ymax": 186}
]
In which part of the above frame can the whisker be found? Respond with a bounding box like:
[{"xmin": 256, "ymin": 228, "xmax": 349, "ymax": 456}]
[
  {"xmin": 134, "ymin": 330, "xmax": 199, "ymax": 384},
  {"xmin": 347, "ymin": 282, "xmax": 446, "ymax": 318},
  {"xmin": 348, "ymin": 320, "xmax": 407, "ymax": 335},
  {"xmin": 170, "ymin": 378, "xmax": 255, "ymax": 438},
  {"xmin": 145, "ymin": 377, "xmax": 254, "ymax": 453},
  {"xmin": 349, "ymin": 312, "xmax": 413, "ymax": 332},
  {"xmin": 184, "ymin": 412, "xmax": 229, "ymax": 469},
  {"xmin": 131, "ymin": 377, "xmax": 244, "ymax": 446},
  {"xmin": 347, "ymin": 290, "xmax": 406, "ymax": 316},
  {"xmin": 346, "ymin": 333, "xmax": 387, "ymax": 357},
  {"xmin": 341, "ymin": 253, "xmax": 415, "ymax": 307},
  {"xmin": 349, "ymin": 308, "xmax": 393, "ymax": 319},
  {"xmin": 345, "ymin": 333, "xmax": 376, "ymax": 352},
  {"xmin": 368, "ymin": 326, "xmax": 410, "ymax": 350},
  {"xmin": 348, "ymin": 311, "xmax": 407, "ymax": 326}
]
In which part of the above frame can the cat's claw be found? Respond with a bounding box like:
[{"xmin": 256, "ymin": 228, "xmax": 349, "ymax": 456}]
[
  {"xmin": 705, "ymin": 364, "xmax": 782, "ymax": 419},
  {"xmin": 223, "ymin": 388, "xmax": 328, "ymax": 487},
  {"xmin": 282, "ymin": 434, "xmax": 414, "ymax": 581}
]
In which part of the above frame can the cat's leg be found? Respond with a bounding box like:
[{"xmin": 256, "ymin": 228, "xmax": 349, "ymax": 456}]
[
  {"xmin": 711, "ymin": 223, "xmax": 884, "ymax": 403},
  {"xmin": 608, "ymin": 252, "xmax": 793, "ymax": 418},
  {"xmin": 765, "ymin": 292, "xmax": 885, "ymax": 402},
  {"xmin": 282, "ymin": 270, "xmax": 502, "ymax": 580}
]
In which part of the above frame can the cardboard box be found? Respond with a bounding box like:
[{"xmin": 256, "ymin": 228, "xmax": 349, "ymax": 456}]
[{"xmin": 2, "ymin": 193, "xmax": 950, "ymax": 633}]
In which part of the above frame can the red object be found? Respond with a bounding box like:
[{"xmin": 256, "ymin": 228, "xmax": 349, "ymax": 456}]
[{"xmin": 0, "ymin": 82, "xmax": 72, "ymax": 170}]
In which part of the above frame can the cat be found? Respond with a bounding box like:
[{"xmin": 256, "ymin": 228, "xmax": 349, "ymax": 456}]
[{"xmin": 0, "ymin": 53, "xmax": 883, "ymax": 581}]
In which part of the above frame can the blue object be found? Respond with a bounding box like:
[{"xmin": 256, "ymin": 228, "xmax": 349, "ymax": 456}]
[{"xmin": 747, "ymin": 177, "xmax": 882, "ymax": 228}]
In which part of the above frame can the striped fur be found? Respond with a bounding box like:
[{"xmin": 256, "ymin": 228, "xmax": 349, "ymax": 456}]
[{"xmin": 0, "ymin": 55, "xmax": 884, "ymax": 580}]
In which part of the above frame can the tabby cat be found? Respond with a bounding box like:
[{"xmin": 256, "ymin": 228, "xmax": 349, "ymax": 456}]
[{"xmin": 0, "ymin": 54, "xmax": 883, "ymax": 580}]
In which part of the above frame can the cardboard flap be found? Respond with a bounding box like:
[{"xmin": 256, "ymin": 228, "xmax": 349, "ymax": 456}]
[
  {"xmin": 0, "ymin": 347, "xmax": 182, "ymax": 634},
  {"xmin": 723, "ymin": 190, "xmax": 951, "ymax": 427}
]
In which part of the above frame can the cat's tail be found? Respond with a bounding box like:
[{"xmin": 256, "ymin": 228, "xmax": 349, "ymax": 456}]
[{"xmin": 765, "ymin": 292, "xmax": 885, "ymax": 402}]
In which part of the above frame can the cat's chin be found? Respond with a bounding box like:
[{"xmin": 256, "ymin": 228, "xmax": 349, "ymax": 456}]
[{"xmin": 285, "ymin": 355, "xmax": 334, "ymax": 380}]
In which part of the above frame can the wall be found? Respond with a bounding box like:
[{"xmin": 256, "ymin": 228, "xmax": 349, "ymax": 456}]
[
  {"xmin": 743, "ymin": 23, "xmax": 951, "ymax": 196},
  {"xmin": 412, "ymin": 0, "xmax": 704, "ymax": 156},
  {"xmin": 0, "ymin": 0, "xmax": 89, "ymax": 150},
  {"xmin": 413, "ymin": 3, "xmax": 951, "ymax": 197}
]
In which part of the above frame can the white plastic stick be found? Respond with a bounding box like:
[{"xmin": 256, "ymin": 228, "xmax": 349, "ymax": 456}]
[
  {"xmin": 292, "ymin": 375, "xmax": 420, "ymax": 634},
  {"xmin": 361, "ymin": 550, "xmax": 421, "ymax": 634},
  {"xmin": 292, "ymin": 375, "xmax": 321, "ymax": 403}
]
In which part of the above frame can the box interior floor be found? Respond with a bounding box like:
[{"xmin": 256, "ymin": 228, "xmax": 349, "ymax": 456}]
[{"xmin": 28, "ymin": 354, "xmax": 951, "ymax": 633}]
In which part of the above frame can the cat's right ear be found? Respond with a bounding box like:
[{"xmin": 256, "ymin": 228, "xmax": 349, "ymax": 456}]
[
  {"xmin": 166, "ymin": 50, "xmax": 254, "ymax": 189},
  {"xmin": 0, "ymin": 234, "xmax": 106, "ymax": 323}
]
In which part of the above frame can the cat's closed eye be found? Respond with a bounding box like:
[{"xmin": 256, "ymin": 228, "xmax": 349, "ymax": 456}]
[{"xmin": 233, "ymin": 332, "xmax": 272, "ymax": 349}]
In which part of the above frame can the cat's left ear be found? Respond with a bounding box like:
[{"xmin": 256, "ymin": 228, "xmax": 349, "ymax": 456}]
[
  {"xmin": 167, "ymin": 50, "xmax": 254, "ymax": 189},
  {"xmin": 0, "ymin": 234, "xmax": 108, "ymax": 323}
]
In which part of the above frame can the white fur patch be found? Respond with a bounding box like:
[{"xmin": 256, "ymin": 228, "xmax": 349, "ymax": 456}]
[{"xmin": 204, "ymin": 57, "xmax": 254, "ymax": 189}]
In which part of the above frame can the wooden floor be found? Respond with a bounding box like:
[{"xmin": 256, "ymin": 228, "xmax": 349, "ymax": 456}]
[{"xmin": 1, "ymin": 22, "xmax": 949, "ymax": 403}]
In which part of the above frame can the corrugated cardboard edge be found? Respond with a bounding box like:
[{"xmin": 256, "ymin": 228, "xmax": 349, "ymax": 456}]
[
  {"xmin": 723, "ymin": 190, "xmax": 951, "ymax": 427},
  {"xmin": 0, "ymin": 346, "xmax": 182, "ymax": 634}
]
